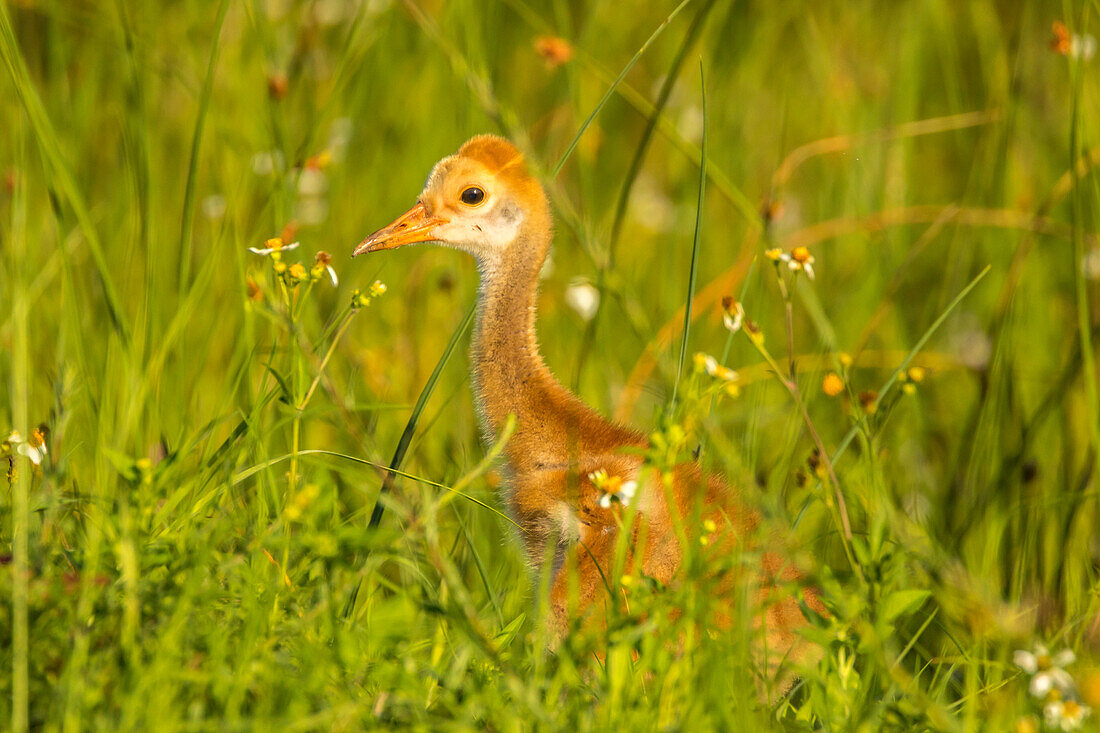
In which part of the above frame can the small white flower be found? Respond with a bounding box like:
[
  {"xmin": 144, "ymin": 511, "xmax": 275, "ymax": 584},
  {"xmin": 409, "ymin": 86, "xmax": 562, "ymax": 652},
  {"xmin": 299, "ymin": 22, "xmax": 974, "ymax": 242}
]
[
  {"xmin": 248, "ymin": 238, "xmax": 300, "ymax": 256},
  {"xmin": 767, "ymin": 246, "xmax": 815, "ymax": 280},
  {"xmin": 693, "ymin": 352, "xmax": 738, "ymax": 382},
  {"xmin": 564, "ymin": 281, "xmax": 600, "ymax": 321},
  {"xmin": 722, "ymin": 300, "xmax": 745, "ymax": 333},
  {"xmin": 590, "ymin": 470, "xmax": 638, "ymax": 508},
  {"xmin": 5, "ymin": 428, "xmax": 47, "ymax": 466},
  {"xmin": 1045, "ymin": 699, "xmax": 1091, "ymax": 731},
  {"xmin": 312, "ymin": 252, "xmax": 338, "ymax": 286},
  {"xmin": 1014, "ymin": 645, "xmax": 1077, "ymax": 698}
]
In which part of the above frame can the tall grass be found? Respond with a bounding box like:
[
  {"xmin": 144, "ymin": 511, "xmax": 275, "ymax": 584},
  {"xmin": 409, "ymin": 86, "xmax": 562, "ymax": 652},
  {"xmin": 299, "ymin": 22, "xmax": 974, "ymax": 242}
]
[{"xmin": 1, "ymin": 0, "xmax": 1099, "ymax": 729}]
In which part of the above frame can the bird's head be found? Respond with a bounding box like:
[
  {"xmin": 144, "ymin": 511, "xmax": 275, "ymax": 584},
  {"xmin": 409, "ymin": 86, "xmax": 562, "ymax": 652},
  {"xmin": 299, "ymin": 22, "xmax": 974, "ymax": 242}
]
[{"xmin": 353, "ymin": 135, "xmax": 548, "ymax": 263}]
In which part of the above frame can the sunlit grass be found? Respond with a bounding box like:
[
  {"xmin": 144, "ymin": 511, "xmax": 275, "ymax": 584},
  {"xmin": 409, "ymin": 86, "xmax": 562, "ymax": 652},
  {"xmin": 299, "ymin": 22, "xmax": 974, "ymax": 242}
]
[{"xmin": 2, "ymin": 0, "xmax": 1100, "ymax": 729}]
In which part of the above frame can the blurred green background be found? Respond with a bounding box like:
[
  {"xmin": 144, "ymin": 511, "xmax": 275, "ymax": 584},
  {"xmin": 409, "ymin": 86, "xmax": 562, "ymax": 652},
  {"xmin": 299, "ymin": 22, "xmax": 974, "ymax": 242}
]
[{"xmin": 2, "ymin": 0, "xmax": 1100, "ymax": 728}]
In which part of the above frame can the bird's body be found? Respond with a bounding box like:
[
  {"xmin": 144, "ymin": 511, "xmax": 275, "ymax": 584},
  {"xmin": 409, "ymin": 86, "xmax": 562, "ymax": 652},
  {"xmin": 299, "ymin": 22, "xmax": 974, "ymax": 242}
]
[{"xmin": 356, "ymin": 135, "xmax": 819, "ymax": 678}]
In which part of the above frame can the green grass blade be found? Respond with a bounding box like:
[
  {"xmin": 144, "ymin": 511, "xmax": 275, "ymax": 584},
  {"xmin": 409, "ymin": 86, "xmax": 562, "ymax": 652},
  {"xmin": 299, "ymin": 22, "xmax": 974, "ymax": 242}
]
[
  {"xmin": 827, "ymin": 265, "xmax": 991, "ymax": 467},
  {"xmin": 177, "ymin": 0, "xmax": 230, "ymax": 293},
  {"xmin": 232, "ymin": 448, "xmax": 520, "ymax": 530},
  {"xmin": 607, "ymin": 0, "xmax": 715, "ymax": 268},
  {"xmin": 1069, "ymin": 45, "xmax": 1100, "ymax": 462},
  {"xmin": 8, "ymin": 120, "xmax": 30, "ymax": 733},
  {"xmin": 368, "ymin": 302, "xmax": 477, "ymax": 528},
  {"xmin": 570, "ymin": 0, "xmax": 716, "ymax": 389},
  {"xmin": 670, "ymin": 62, "xmax": 706, "ymax": 412},
  {"xmin": 0, "ymin": 2, "xmax": 131, "ymax": 342},
  {"xmin": 551, "ymin": 0, "xmax": 693, "ymax": 177}
]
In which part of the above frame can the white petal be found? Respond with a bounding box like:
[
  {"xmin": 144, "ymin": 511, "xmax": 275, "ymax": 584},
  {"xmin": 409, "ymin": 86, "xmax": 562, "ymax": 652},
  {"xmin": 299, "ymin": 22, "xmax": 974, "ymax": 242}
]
[
  {"xmin": 326, "ymin": 265, "xmax": 339, "ymax": 286},
  {"xmin": 1014, "ymin": 650, "xmax": 1038, "ymax": 674},
  {"xmin": 1030, "ymin": 672, "xmax": 1054, "ymax": 698},
  {"xmin": 248, "ymin": 247, "xmax": 274, "ymax": 255},
  {"xmin": 564, "ymin": 282, "xmax": 600, "ymax": 321},
  {"xmin": 6, "ymin": 430, "xmax": 23, "ymax": 444},
  {"xmin": 619, "ymin": 480, "xmax": 638, "ymax": 505},
  {"xmin": 17, "ymin": 443, "xmax": 42, "ymax": 465},
  {"xmin": 723, "ymin": 312, "xmax": 743, "ymax": 333},
  {"xmin": 804, "ymin": 263, "xmax": 815, "ymax": 280},
  {"xmin": 1053, "ymin": 649, "xmax": 1076, "ymax": 668},
  {"xmin": 1049, "ymin": 669, "xmax": 1077, "ymax": 693},
  {"xmin": 598, "ymin": 494, "xmax": 612, "ymax": 509},
  {"xmin": 284, "ymin": 241, "xmax": 301, "ymax": 251}
]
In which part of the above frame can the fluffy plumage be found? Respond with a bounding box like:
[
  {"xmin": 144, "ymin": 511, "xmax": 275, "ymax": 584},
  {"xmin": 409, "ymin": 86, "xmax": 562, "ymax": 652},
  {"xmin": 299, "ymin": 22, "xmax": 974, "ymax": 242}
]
[{"xmin": 355, "ymin": 135, "xmax": 822, "ymax": 680}]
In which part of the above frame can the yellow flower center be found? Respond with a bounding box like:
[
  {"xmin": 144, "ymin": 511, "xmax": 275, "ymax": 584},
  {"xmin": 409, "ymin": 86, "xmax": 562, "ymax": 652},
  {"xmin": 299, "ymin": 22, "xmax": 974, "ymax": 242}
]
[{"xmin": 29, "ymin": 427, "xmax": 46, "ymax": 449}]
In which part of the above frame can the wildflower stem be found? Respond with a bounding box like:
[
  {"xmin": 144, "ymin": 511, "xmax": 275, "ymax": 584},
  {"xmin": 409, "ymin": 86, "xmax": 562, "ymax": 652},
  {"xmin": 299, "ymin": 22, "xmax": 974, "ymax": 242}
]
[
  {"xmin": 749, "ymin": 336, "xmax": 854, "ymax": 542},
  {"xmin": 298, "ymin": 308, "xmax": 356, "ymax": 411}
]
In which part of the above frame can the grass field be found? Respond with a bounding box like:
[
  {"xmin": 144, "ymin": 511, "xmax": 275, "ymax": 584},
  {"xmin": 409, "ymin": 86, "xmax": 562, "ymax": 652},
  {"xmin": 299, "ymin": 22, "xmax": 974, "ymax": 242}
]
[{"xmin": 3, "ymin": 0, "xmax": 1100, "ymax": 729}]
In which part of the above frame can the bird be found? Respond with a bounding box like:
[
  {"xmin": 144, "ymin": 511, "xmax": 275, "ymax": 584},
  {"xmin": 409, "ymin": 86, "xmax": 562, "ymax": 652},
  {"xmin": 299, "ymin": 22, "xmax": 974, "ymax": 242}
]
[{"xmin": 354, "ymin": 134, "xmax": 822, "ymax": 682}]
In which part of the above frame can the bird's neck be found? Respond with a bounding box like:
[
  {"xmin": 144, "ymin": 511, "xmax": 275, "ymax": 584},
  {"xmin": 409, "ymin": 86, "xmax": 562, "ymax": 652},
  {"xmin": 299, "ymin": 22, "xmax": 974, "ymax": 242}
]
[{"xmin": 470, "ymin": 220, "xmax": 558, "ymax": 442}]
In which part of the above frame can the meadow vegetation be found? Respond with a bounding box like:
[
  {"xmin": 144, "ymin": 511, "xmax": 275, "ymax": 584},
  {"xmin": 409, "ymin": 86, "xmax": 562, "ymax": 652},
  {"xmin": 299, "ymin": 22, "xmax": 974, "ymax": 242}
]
[{"xmin": 2, "ymin": 0, "xmax": 1100, "ymax": 729}]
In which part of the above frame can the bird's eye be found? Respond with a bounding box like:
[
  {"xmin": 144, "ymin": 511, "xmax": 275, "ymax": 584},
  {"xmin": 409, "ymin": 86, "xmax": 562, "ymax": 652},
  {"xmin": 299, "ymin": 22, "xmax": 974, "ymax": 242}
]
[{"xmin": 460, "ymin": 186, "xmax": 486, "ymax": 206}]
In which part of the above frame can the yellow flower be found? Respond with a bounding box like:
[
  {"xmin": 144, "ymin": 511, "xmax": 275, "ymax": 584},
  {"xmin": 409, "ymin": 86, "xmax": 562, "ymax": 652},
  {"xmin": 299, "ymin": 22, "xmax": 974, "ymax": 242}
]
[
  {"xmin": 369, "ymin": 280, "xmax": 387, "ymax": 297},
  {"xmin": 788, "ymin": 246, "xmax": 816, "ymax": 280},
  {"xmin": 764, "ymin": 248, "xmax": 783, "ymax": 261},
  {"xmin": 822, "ymin": 373, "xmax": 844, "ymax": 397},
  {"xmin": 744, "ymin": 319, "xmax": 764, "ymax": 346},
  {"xmin": 287, "ymin": 262, "xmax": 308, "ymax": 283}
]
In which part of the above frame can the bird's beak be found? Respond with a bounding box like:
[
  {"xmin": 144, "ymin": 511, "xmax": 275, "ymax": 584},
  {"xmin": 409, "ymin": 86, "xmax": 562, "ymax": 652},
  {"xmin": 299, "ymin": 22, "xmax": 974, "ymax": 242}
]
[{"xmin": 353, "ymin": 202, "xmax": 448, "ymax": 256}]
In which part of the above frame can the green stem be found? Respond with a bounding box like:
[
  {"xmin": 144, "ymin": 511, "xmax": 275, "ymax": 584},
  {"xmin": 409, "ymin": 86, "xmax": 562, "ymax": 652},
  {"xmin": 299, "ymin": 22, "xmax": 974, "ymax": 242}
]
[{"xmin": 298, "ymin": 308, "xmax": 356, "ymax": 411}]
